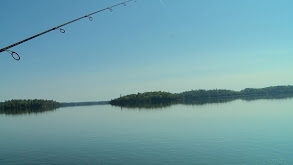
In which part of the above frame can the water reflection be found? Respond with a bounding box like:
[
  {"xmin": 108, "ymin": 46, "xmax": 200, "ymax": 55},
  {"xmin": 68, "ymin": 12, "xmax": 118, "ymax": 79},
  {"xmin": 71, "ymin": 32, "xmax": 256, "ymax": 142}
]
[
  {"xmin": 114, "ymin": 102, "xmax": 177, "ymax": 110},
  {"xmin": 0, "ymin": 108, "xmax": 58, "ymax": 115}
]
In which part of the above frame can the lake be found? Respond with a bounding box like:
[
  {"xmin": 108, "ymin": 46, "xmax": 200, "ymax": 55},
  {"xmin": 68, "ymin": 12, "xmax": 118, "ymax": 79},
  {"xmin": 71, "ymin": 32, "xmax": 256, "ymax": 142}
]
[{"xmin": 1, "ymin": 99, "xmax": 293, "ymax": 165}]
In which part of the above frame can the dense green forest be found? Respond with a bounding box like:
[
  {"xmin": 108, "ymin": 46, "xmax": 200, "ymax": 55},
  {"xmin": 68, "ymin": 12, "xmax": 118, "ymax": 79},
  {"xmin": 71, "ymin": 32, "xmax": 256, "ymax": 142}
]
[
  {"xmin": 0, "ymin": 99, "xmax": 61, "ymax": 115},
  {"xmin": 110, "ymin": 85, "xmax": 293, "ymax": 107},
  {"xmin": 110, "ymin": 91, "xmax": 180, "ymax": 106}
]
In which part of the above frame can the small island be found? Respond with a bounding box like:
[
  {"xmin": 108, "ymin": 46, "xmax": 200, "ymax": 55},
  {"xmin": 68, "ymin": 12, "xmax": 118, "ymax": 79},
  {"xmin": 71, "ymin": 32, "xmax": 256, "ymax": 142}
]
[
  {"xmin": 110, "ymin": 91, "xmax": 181, "ymax": 108},
  {"xmin": 110, "ymin": 85, "xmax": 293, "ymax": 107},
  {"xmin": 0, "ymin": 99, "xmax": 61, "ymax": 115}
]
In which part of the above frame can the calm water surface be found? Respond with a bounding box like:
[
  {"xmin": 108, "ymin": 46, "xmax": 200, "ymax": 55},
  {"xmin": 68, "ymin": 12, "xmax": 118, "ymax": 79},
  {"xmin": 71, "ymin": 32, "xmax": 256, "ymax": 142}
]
[{"xmin": 1, "ymin": 99, "xmax": 293, "ymax": 164}]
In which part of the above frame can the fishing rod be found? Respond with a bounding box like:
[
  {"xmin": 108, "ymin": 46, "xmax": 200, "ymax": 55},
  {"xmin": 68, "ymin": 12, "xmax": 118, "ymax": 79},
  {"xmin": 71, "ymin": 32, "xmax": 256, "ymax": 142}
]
[{"xmin": 0, "ymin": 0, "xmax": 135, "ymax": 61}]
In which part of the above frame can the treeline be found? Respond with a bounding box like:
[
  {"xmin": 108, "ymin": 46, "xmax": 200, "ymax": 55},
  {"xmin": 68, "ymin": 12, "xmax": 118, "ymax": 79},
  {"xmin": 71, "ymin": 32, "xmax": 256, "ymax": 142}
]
[
  {"xmin": 110, "ymin": 91, "xmax": 180, "ymax": 106},
  {"xmin": 240, "ymin": 86, "xmax": 293, "ymax": 96},
  {"xmin": 0, "ymin": 99, "xmax": 61, "ymax": 115},
  {"xmin": 180, "ymin": 89, "xmax": 238, "ymax": 101},
  {"xmin": 110, "ymin": 85, "xmax": 293, "ymax": 107}
]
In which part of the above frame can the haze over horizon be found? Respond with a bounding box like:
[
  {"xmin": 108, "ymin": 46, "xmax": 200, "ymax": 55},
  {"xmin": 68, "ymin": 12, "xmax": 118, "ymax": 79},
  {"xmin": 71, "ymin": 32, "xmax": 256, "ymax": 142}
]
[{"xmin": 1, "ymin": 0, "xmax": 293, "ymax": 102}]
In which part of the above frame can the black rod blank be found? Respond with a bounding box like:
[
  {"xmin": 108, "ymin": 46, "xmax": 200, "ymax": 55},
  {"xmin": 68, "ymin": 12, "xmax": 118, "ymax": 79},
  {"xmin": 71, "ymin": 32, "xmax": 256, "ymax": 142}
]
[{"xmin": 0, "ymin": 0, "xmax": 134, "ymax": 60}]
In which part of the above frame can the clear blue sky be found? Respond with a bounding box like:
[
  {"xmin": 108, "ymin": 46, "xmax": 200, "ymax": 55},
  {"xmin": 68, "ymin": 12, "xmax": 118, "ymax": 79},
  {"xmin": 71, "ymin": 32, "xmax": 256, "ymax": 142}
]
[{"xmin": 1, "ymin": 0, "xmax": 293, "ymax": 102}]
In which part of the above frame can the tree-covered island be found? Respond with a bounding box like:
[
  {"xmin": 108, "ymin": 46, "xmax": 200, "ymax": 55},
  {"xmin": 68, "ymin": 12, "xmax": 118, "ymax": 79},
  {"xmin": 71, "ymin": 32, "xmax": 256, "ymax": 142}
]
[
  {"xmin": 0, "ymin": 99, "xmax": 61, "ymax": 115},
  {"xmin": 110, "ymin": 91, "xmax": 181, "ymax": 108},
  {"xmin": 110, "ymin": 85, "xmax": 293, "ymax": 107}
]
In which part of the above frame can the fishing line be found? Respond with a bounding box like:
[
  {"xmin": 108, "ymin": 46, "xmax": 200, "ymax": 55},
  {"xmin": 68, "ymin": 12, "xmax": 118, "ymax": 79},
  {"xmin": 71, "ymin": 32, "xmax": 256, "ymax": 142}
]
[
  {"xmin": 159, "ymin": 0, "xmax": 167, "ymax": 8},
  {"xmin": 0, "ymin": 0, "xmax": 135, "ymax": 61}
]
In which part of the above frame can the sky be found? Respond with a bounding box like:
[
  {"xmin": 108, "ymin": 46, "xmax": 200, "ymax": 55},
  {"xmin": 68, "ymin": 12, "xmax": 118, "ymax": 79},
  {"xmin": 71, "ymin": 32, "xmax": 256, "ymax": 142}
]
[{"xmin": 1, "ymin": 0, "xmax": 293, "ymax": 102}]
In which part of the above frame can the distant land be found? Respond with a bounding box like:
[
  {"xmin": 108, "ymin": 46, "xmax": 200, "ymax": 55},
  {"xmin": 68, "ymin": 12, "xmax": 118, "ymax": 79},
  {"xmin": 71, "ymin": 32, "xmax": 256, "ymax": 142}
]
[
  {"xmin": 0, "ymin": 100, "xmax": 108, "ymax": 115},
  {"xmin": 61, "ymin": 101, "xmax": 109, "ymax": 107},
  {"xmin": 110, "ymin": 85, "xmax": 293, "ymax": 108},
  {"xmin": 2, "ymin": 85, "xmax": 293, "ymax": 114},
  {"xmin": 0, "ymin": 99, "xmax": 61, "ymax": 115}
]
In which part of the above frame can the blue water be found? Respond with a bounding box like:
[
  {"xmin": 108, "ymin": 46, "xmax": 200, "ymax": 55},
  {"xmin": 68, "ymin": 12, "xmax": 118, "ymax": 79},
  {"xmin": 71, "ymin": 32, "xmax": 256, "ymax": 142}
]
[{"xmin": 1, "ymin": 99, "xmax": 293, "ymax": 164}]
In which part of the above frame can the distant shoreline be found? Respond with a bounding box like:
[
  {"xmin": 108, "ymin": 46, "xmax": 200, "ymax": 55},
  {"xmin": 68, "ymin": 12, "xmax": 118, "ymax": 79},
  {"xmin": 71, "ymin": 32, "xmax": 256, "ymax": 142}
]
[
  {"xmin": 2, "ymin": 85, "xmax": 293, "ymax": 114},
  {"xmin": 61, "ymin": 101, "xmax": 109, "ymax": 107},
  {"xmin": 110, "ymin": 85, "xmax": 293, "ymax": 107}
]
